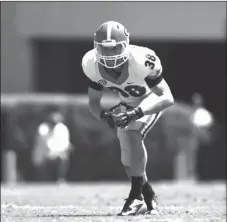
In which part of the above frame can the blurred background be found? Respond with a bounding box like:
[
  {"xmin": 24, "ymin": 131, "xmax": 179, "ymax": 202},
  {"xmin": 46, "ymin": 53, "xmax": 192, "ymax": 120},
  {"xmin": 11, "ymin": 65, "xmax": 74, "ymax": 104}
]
[{"xmin": 1, "ymin": 2, "xmax": 226, "ymax": 184}]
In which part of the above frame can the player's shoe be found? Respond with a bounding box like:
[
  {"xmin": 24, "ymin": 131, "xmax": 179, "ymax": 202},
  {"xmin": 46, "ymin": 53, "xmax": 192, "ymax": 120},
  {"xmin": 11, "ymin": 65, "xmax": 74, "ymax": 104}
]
[
  {"xmin": 117, "ymin": 196, "xmax": 147, "ymax": 216},
  {"xmin": 144, "ymin": 195, "xmax": 159, "ymax": 215}
]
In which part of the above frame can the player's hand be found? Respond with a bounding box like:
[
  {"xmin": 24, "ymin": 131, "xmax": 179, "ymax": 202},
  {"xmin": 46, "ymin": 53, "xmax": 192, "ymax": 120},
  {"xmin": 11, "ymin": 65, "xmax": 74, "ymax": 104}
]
[
  {"xmin": 100, "ymin": 110, "xmax": 116, "ymax": 129},
  {"xmin": 115, "ymin": 107, "xmax": 144, "ymax": 128}
]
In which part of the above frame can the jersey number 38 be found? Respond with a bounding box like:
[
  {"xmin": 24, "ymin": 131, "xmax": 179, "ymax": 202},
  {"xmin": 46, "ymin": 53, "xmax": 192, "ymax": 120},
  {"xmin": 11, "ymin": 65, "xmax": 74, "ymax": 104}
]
[{"xmin": 109, "ymin": 85, "xmax": 146, "ymax": 98}]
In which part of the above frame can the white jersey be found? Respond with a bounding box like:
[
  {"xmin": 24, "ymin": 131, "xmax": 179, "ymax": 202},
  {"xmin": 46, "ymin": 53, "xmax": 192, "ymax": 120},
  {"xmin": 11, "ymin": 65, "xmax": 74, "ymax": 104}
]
[{"xmin": 82, "ymin": 45, "xmax": 163, "ymax": 105}]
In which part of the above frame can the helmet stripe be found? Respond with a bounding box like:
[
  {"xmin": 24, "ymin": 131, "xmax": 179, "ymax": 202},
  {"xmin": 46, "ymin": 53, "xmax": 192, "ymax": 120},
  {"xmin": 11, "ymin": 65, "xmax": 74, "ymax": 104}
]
[{"xmin": 107, "ymin": 21, "xmax": 113, "ymax": 40}]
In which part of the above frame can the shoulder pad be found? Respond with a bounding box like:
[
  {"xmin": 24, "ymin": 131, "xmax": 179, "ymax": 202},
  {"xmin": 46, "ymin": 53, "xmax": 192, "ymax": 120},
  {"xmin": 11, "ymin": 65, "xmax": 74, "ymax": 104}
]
[
  {"xmin": 81, "ymin": 49, "xmax": 96, "ymax": 80},
  {"xmin": 129, "ymin": 45, "xmax": 163, "ymax": 79}
]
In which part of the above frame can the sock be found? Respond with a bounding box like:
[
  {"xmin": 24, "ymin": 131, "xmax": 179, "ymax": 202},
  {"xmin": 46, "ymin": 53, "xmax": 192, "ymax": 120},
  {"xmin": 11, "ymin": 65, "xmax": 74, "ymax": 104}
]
[
  {"xmin": 142, "ymin": 182, "xmax": 155, "ymax": 202},
  {"xmin": 129, "ymin": 176, "xmax": 143, "ymax": 200}
]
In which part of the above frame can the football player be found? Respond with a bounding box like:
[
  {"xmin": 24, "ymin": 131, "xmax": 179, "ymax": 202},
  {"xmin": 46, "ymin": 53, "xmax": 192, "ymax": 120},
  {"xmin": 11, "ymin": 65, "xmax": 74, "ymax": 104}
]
[{"xmin": 82, "ymin": 21, "xmax": 174, "ymax": 216}]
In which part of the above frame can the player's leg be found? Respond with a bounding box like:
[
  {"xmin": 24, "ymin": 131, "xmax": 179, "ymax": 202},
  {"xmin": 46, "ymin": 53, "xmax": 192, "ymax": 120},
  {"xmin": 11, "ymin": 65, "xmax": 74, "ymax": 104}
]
[
  {"xmin": 125, "ymin": 111, "xmax": 163, "ymax": 214},
  {"xmin": 142, "ymin": 115, "xmax": 163, "ymax": 214},
  {"xmin": 118, "ymin": 130, "xmax": 143, "ymax": 200},
  {"xmin": 117, "ymin": 128, "xmax": 158, "ymax": 215},
  {"xmin": 130, "ymin": 132, "xmax": 158, "ymax": 214},
  {"xmin": 119, "ymin": 143, "xmax": 152, "ymax": 201},
  {"xmin": 117, "ymin": 129, "xmax": 147, "ymax": 216},
  {"xmin": 124, "ymin": 166, "xmax": 131, "ymax": 181},
  {"xmin": 141, "ymin": 142, "xmax": 158, "ymax": 214},
  {"xmin": 129, "ymin": 131, "xmax": 159, "ymax": 214},
  {"xmin": 123, "ymin": 147, "xmax": 148, "ymax": 185}
]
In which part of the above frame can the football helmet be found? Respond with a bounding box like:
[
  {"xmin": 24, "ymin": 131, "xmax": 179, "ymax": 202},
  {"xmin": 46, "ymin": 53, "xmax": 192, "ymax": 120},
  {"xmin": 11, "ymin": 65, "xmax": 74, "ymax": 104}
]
[{"xmin": 94, "ymin": 21, "xmax": 130, "ymax": 69}]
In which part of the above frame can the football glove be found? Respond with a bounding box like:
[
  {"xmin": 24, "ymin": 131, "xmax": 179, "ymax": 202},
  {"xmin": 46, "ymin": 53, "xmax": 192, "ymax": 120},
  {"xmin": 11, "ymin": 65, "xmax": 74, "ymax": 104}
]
[
  {"xmin": 115, "ymin": 107, "xmax": 144, "ymax": 128},
  {"xmin": 100, "ymin": 110, "xmax": 116, "ymax": 129}
]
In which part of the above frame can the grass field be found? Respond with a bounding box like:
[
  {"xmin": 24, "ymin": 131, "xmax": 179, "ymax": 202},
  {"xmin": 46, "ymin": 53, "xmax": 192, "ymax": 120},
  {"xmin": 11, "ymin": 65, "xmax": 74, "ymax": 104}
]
[{"xmin": 1, "ymin": 181, "xmax": 226, "ymax": 222}]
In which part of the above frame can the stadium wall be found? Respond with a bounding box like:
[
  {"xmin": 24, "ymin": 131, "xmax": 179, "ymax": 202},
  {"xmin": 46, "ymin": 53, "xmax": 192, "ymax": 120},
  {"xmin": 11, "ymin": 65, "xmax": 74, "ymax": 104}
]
[{"xmin": 1, "ymin": 2, "xmax": 226, "ymax": 93}]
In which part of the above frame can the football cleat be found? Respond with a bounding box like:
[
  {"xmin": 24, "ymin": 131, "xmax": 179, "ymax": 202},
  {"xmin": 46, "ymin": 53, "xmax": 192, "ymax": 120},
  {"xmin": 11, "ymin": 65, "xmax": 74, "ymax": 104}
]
[
  {"xmin": 144, "ymin": 195, "xmax": 159, "ymax": 215},
  {"xmin": 117, "ymin": 197, "xmax": 147, "ymax": 216}
]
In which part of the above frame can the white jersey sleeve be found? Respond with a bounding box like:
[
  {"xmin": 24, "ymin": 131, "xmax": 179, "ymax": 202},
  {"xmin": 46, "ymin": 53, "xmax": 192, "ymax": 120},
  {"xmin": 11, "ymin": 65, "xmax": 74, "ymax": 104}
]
[
  {"xmin": 81, "ymin": 49, "xmax": 105, "ymax": 91},
  {"xmin": 130, "ymin": 46, "xmax": 163, "ymax": 80},
  {"xmin": 81, "ymin": 50, "xmax": 97, "ymax": 81}
]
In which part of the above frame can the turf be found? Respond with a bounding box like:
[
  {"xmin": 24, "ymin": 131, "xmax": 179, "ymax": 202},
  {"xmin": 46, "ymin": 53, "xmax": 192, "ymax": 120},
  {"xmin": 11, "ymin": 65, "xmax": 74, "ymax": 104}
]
[{"xmin": 1, "ymin": 181, "xmax": 226, "ymax": 222}]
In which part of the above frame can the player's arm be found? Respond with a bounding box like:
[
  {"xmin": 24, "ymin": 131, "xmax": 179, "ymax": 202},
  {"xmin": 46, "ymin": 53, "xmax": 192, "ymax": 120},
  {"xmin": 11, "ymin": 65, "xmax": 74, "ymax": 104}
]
[
  {"xmin": 136, "ymin": 51, "xmax": 174, "ymax": 115},
  {"xmin": 88, "ymin": 81, "xmax": 116, "ymax": 128},
  {"xmin": 115, "ymin": 77, "xmax": 174, "ymax": 128},
  {"xmin": 137, "ymin": 77, "xmax": 174, "ymax": 115},
  {"xmin": 88, "ymin": 81, "xmax": 104, "ymax": 120},
  {"xmin": 81, "ymin": 52, "xmax": 115, "ymax": 128},
  {"xmin": 81, "ymin": 52, "xmax": 104, "ymax": 120}
]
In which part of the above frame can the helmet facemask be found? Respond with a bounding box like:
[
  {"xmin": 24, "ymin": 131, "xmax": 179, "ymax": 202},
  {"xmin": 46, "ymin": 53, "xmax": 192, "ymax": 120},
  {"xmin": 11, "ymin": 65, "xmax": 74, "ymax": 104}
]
[{"xmin": 94, "ymin": 39, "xmax": 129, "ymax": 69}]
